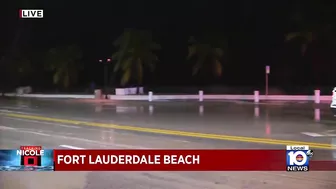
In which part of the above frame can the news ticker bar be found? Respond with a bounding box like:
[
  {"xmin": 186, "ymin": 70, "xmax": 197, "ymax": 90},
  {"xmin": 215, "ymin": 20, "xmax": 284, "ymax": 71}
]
[{"xmin": 1, "ymin": 149, "xmax": 335, "ymax": 171}]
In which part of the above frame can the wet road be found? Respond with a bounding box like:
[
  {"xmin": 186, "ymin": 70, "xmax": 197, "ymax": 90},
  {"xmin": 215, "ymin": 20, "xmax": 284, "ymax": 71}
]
[{"xmin": 0, "ymin": 98, "xmax": 336, "ymax": 189}]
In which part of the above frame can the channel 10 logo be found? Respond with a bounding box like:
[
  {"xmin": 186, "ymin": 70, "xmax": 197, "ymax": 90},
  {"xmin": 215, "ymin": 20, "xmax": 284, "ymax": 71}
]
[{"xmin": 286, "ymin": 145, "xmax": 313, "ymax": 172}]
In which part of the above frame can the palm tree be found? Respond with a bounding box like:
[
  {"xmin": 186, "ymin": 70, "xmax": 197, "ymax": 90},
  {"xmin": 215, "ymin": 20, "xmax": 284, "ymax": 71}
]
[
  {"xmin": 285, "ymin": 31, "xmax": 313, "ymax": 56},
  {"xmin": 1, "ymin": 52, "xmax": 34, "ymax": 85},
  {"xmin": 112, "ymin": 29, "xmax": 161, "ymax": 86},
  {"xmin": 187, "ymin": 35, "xmax": 226, "ymax": 77},
  {"xmin": 284, "ymin": 5, "xmax": 336, "ymax": 84},
  {"xmin": 46, "ymin": 45, "xmax": 82, "ymax": 89},
  {"xmin": 284, "ymin": 3, "xmax": 335, "ymax": 56},
  {"xmin": 1, "ymin": 0, "xmax": 39, "ymax": 92},
  {"xmin": 12, "ymin": 54, "xmax": 34, "ymax": 80}
]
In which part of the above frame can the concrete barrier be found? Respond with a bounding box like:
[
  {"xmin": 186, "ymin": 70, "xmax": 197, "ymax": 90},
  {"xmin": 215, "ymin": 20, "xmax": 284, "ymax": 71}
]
[
  {"xmin": 115, "ymin": 87, "xmax": 144, "ymax": 95},
  {"xmin": 4, "ymin": 89, "xmax": 332, "ymax": 103},
  {"xmin": 94, "ymin": 89, "xmax": 102, "ymax": 99},
  {"xmin": 115, "ymin": 88, "xmax": 127, "ymax": 95},
  {"xmin": 16, "ymin": 86, "xmax": 32, "ymax": 95},
  {"xmin": 129, "ymin": 87, "xmax": 137, "ymax": 94},
  {"xmin": 138, "ymin": 87, "xmax": 144, "ymax": 94},
  {"xmin": 5, "ymin": 93, "xmax": 95, "ymax": 99}
]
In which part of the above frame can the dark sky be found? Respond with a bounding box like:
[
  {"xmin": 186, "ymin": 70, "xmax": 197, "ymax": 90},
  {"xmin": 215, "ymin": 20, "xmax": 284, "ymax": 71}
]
[{"xmin": 2, "ymin": 0, "xmax": 336, "ymax": 88}]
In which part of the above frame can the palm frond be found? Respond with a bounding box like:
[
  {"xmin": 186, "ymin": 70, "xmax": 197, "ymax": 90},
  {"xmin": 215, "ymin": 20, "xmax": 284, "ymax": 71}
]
[
  {"xmin": 192, "ymin": 56, "xmax": 206, "ymax": 76},
  {"xmin": 111, "ymin": 29, "xmax": 161, "ymax": 85},
  {"xmin": 304, "ymin": 31, "xmax": 313, "ymax": 43},
  {"xmin": 53, "ymin": 71, "xmax": 60, "ymax": 84},
  {"xmin": 121, "ymin": 68, "xmax": 131, "ymax": 86},
  {"xmin": 286, "ymin": 31, "xmax": 314, "ymax": 56},
  {"xmin": 121, "ymin": 57, "xmax": 133, "ymax": 71},
  {"xmin": 137, "ymin": 59, "xmax": 143, "ymax": 84},
  {"xmin": 113, "ymin": 32, "xmax": 133, "ymax": 72},
  {"xmin": 187, "ymin": 34, "xmax": 227, "ymax": 77},
  {"xmin": 114, "ymin": 29, "xmax": 132, "ymax": 47},
  {"xmin": 113, "ymin": 50, "xmax": 132, "ymax": 72},
  {"xmin": 214, "ymin": 48, "xmax": 224, "ymax": 57},
  {"xmin": 285, "ymin": 32, "xmax": 301, "ymax": 41},
  {"xmin": 113, "ymin": 59, "xmax": 121, "ymax": 72},
  {"xmin": 46, "ymin": 45, "xmax": 82, "ymax": 88},
  {"xmin": 213, "ymin": 60, "xmax": 222, "ymax": 77},
  {"xmin": 187, "ymin": 45, "xmax": 197, "ymax": 60},
  {"xmin": 112, "ymin": 51, "xmax": 121, "ymax": 60}
]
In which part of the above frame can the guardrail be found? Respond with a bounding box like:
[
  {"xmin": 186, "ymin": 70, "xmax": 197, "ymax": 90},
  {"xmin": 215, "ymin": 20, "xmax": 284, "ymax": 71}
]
[
  {"xmin": 4, "ymin": 89, "xmax": 332, "ymax": 104},
  {"xmin": 4, "ymin": 93, "xmax": 95, "ymax": 99}
]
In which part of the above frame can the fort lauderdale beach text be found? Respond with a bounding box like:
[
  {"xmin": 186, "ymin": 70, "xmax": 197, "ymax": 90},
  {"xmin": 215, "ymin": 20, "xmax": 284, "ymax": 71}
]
[{"xmin": 57, "ymin": 154, "xmax": 201, "ymax": 165}]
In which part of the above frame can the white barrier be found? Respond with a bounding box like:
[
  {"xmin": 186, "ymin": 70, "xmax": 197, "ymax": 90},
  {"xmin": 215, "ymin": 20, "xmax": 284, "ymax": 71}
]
[
  {"xmin": 16, "ymin": 86, "xmax": 32, "ymax": 95},
  {"xmin": 94, "ymin": 89, "xmax": 102, "ymax": 99},
  {"xmin": 314, "ymin": 90, "xmax": 320, "ymax": 104},
  {"xmin": 199, "ymin": 90, "xmax": 203, "ymax": 102},
  {"xmin": 129, "ymin": 87, "xmax": 137, "ymax": 94},
  {"xmin": 115, "ymin": 88, "xmax": 127, "ymax": 95},
  {"xmin": 138, "ymin": 87, "xmax": 144, "ymax": 94},
  {"xmin": 4, "ymin": 90, "xmax": 332, "ymax": 103},
  {"xmin": 254, "ymin": 91, "xmax": 259, "ymax": 103},
  {"xmin": 115, "ymin": 87, "xmax": 144, "ymax": 95},
  {"xmin": 6, "ymin": 93, "xmax": 95, "ymax": 99},
  {"xmin": 148, "ymin": 91, "xmax": 153, "ymax": 102}
]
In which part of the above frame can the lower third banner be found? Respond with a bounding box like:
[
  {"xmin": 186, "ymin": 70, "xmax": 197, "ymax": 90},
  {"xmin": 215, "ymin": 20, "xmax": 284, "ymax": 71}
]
[{"xmin": 52, "ymin": 149, "xmax": 336, "ymax": 171}]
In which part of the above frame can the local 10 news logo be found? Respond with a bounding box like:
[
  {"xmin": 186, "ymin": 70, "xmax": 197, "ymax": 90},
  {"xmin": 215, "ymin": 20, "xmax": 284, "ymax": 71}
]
[{"xmin": 286, "ymin": 145, "xmax": 313, "ymax": 172}]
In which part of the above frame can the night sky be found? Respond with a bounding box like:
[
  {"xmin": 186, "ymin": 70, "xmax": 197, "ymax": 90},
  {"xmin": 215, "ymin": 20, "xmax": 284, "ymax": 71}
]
[{"xmin": 2, "ymin": 0, "xmax": 336, "ymax": 92}]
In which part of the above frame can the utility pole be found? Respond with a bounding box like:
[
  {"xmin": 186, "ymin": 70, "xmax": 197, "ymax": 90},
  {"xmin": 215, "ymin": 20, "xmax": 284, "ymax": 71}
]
[
  {"xmin": 99, "ymin": 58, "xmax": 111, "ymax": 99},
  {"xmin": 265, "ymin": 65, "xmax": 270, "ymax": 96}
]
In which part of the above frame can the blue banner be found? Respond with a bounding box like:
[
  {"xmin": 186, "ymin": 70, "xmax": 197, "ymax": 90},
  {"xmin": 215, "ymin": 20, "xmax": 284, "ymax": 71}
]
[{"xmin": 0, "ymin": 149, "xmax": 54, "ymax": 171}]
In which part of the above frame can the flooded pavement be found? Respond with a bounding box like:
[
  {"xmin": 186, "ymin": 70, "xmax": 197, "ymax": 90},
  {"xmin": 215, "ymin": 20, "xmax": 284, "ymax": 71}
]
[
  {"xmin": 0, "ymin": 98, "xmax": 336, "ymax": 189},
  {"xmin": 1, "ymin": 98, "xmax": 336, "ymax": 143}
]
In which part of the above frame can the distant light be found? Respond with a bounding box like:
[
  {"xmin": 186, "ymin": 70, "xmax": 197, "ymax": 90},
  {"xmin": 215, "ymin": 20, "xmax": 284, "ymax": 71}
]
[
  {"xmin": 107, "ymin": 58, "xmax": 111, "ymax": 62},
  {"xmin": 99, "ymin": 59, "xmax": 102, "ymax": 62}
]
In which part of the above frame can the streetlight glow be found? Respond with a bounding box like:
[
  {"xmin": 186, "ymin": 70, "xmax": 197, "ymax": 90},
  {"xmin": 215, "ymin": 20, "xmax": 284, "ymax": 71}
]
[{"xmin": 107, "ymin": 58, "xmax": 111, "ymax": 62}]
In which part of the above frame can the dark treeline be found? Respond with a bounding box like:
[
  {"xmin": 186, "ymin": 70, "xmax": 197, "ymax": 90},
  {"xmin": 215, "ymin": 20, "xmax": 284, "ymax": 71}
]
[{"xmin": 1, "ymin": 0, "xmax": 336, "ymax": 92}]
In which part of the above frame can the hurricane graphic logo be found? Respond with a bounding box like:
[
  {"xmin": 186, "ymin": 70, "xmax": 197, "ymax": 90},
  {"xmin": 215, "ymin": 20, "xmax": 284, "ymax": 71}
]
[{"xmin": 296, "ymin": 154, "xmax": 304, "ymax": 162}]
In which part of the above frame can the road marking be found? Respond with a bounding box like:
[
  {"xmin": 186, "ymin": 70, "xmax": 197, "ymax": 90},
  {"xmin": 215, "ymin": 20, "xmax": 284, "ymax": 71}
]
[
  {"xmin": 59, "ymin": 145, "xmax": 84, "ymax": 149},
  {"xmin": 0, "ymin": 125, "xmax": 51, "ymax": 136},
  {"xmin": 24, "ymin": 131, "xmax": 51, "ymax": 136},
  {"xmin": 322, "ymin": 130, "xmax": 336, "ymax": 137},
  {"xmin": 320, "ymin": 120, "xmax": 336, "ymax": 124},
  {"xmin": 0, "ymin": 126, "xmax": 17, "ymax": 130},
  {"xmin": 1, "ymin": 112, "xmax": 334, "ymax": 149},
  {"xmin": 1, "ymin": 124, "xmax": 148, "ymax": 149},
  {"xmin": 301, "ymin": 132, "xmax": 325, "ymax": 137},
  {"xmin": 4, "ymin": 117, "xmax": 81, "ymax": 129},
  {"xmin": 301, "ymin": 130, "xmax": 336, "ymax": 137},
  {"xmin": 0, "ymin": 109, "xmax": 36, "ymax": 115}
]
